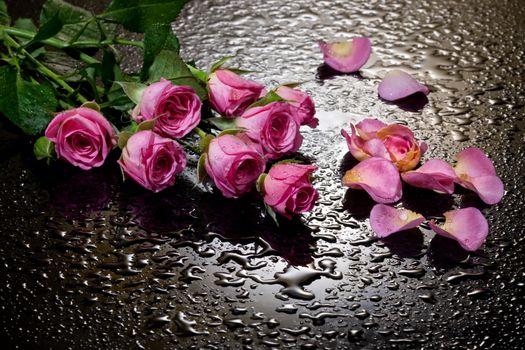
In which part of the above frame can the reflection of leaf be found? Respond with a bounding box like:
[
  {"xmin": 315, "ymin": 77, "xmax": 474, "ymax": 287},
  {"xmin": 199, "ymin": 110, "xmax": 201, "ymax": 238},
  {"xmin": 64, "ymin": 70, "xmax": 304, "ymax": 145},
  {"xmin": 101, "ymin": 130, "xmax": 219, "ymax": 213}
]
[
  {"xmin": 147, "ymin": 49, "xmax": 206, "ymax": 99},
  {"xmin": 142, "ymin": 23, "xmax": 180, "ymax": 80},
  {"xmin": 104, "ymin": 0, "xmax": 190, "ymax": 33},
  {"xmin": 0, "ymin": 66, "xmax": 58, "ymax": 135},
  {"xmin": 1, "ymin": 0, "xmax": 11, "ymax": 26}
]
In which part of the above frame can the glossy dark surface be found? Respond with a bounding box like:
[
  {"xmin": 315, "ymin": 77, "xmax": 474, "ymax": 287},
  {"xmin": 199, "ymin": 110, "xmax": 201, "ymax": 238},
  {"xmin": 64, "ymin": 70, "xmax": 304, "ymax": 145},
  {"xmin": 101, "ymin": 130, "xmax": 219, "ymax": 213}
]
[{"xmin": 1, "ymin": 0, "xmax": 524, "ymax": 349}]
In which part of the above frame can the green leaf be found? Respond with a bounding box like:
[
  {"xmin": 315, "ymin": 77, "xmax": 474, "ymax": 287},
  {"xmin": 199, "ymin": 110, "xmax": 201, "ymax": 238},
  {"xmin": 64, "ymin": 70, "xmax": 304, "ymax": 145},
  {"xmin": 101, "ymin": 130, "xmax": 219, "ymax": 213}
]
[
  {"xmin": 264, "ymin": 203, "xmax": 279, "ymax": 226},
  {"xmin": 147, "ymin": 49, "xmax": 206, "ymax": 99},
  {"xmin": 26, "ymin": 12, "xmax": 63, "ymax": 47},
  {"xmin": 227, "ymin": 68, "xmax": 256, "ymax": 75},
  {"xmin": 101, "ymin": 50, "xmax": 116, "ymax": 92},
  {"xmin": 116, "ymin": 81, "xmax": 147, "ymax": 105},
  {"xmin": 197, "ymin": 153, "xmax": 207, "ymax": 183},
  {"xmin": 0, "ymin": 0, "xmax": 9, "ymax": 26},
  {"xmin": 208, "ymin": 117, "xmax": 237, "ymax": 131},
  {"xmin": 256, "ymin": 173, "xmax": 267, "ymax": 193},
  {"xmin": 217, "ymin": 128, "xmax": 245, "ymax": 137},
  {"xmin": 186, "ymin": 64, "xmax": 208, "ymax": 83},
  {"xmin": 198, "ymin": 134, "xmax": 214, "ymax": 153},
  {"xmin": 117, "ymin": 130, "xmax": 133, "ymax": 149},
  {"xmin": 41, "ymin": 0, "xmax": 115, "ymax": 43},
  {"xmin": 142, "ymin": 23, "xmax": 180, "ymax": 80},
  {"xmin": 210, "ymin": 55, "xmax": 235, "ymax": 73},
  {"xmin": 13, "ymin": 18, "xmax": 37, "ymax": 32},
  {"xmin": 0, "ymin": 66, "xmax": 58, "ymax": 135},
  {"xmin": 276, "ymin": 158, "xmax": 304, "ymax": 165},
  {"xmin": 104, "ymin": 0, "xmax": 190, "ymax": 33},
  {"xmin": 248, "ymin": 90, "xmax": 285, "ymax": 108},
  {"xmin": 280, "ymin": 81, "xmax": 307, "ymax": 89},
  {"xmin": 81, "ymin": 101, "xmax": 101, "ymax": 112},
  {"xmin": 137, "ymin": 119, "xmax": 155, "ymax": 131},
  {"xmin": 34, "ymin": 136, "xmax": 55, "ymax": 160}
]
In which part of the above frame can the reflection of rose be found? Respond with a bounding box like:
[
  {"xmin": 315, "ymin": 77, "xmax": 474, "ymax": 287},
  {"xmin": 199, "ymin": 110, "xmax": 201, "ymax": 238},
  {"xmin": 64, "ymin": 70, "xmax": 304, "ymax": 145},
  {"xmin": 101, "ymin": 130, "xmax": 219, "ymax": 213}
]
[
  {"xmin": 49, "ymin": 168, "xmax": 113, "ymax": 217},
  {"xmin": 341, "ymin": 118, "xmax": 426, "ymax": 172}
]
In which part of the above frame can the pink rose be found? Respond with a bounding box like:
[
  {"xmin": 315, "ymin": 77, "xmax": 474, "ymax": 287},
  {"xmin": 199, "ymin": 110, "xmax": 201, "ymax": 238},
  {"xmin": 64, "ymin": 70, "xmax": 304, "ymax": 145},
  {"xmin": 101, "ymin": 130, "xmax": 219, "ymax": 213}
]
[
  {"xmin": 341, "ymin": 118, "xmax": 427, "ymax": 172},
  {"xmin": 208, "ymin": 69, "xmax": 265, "ymax": 117},
  {"xmin": 237, "ymin": 102, "xmax": 303, "ymax": 160},
  {"xmin": 204, "ymin": 134, "xmax": 266, "ymax": 198},
  {"xmin": 275, "ymin": 86, "xmax": 318, "ymax": 128},
  {"xmin": 262, "ymin": 163, "xmax": 319, "ymax": 218},
  {"xmin": 45, "ymin": 107, "xmax": 116, "ymax": 170},
  {"xmin": 118, "ymin": 130, "xmax": 187, "ymax": 192},
  {"xmin": 137, "ymin": 78, "xmax": 201, "ymax": 139}
]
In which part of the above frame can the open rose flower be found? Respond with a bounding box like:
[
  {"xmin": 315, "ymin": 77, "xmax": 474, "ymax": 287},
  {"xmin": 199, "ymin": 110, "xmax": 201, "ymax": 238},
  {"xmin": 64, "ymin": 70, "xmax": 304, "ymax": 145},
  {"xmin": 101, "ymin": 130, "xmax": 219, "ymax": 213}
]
[
  {"xmin": 275, "ymin": 86, "xmax": 318, "ymax": 128},
  {"xmin": 341, "ymin": 118, "xmax": 426, "ymax": 172},
  {"xmin": 237, "ymin": 102, "xmax": 302, "ymax": 160},
  {"xmin": 208, "ymin": 69, "xmax": 265, "ymax": 117},
  {"xmin": 136, "ymin": 78, "xmax": 201, "ymax": 139},
  {"xmin": 454, "ymin": 147, "xmax": 504, "ymax": 205},
  {"xmin": 318, "ymin": 37, "xmax": 372, "ymax": 73},
  {"xmin": 118, "ymin": 130, "xmax": 186, "ymax": 193},
  {"xmin": 261, "ymin": 163, "xmax": 319, "ymax": 218},
  {"xmin": 45, "ymin": 107, "xmax": 116, "ymax": 170},
  {"xmin": 204, "ymin": 134, "xmax": 266, "ymax": 198}
]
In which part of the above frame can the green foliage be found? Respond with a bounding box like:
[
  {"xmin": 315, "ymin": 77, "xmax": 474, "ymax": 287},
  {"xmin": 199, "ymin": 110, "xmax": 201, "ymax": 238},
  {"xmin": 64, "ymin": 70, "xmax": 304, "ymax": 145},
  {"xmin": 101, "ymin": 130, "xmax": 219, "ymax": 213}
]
[
  {"xmin": 147, "ymin": 49, "xmax": 206, "ymax": 99},
  {"xmin": 208, "ymin": 117, "xmax": 237, "ymax": 131},
  {"xmin": 0, "ymin": 66, "xmax": 58, "ymax": 135},
  {"xmin": 1, "ymin": 0, "xmax": 10, "ymax": 26},
  {"xmin": 104, "ymin": 0, "xmax": 190, "ymax": 33},
  {"xmin": 33, "ymin": 136, "xmax": 54, "ymax": 160},
  {"xmin": 197, "ymin": 153, "xmax": 207, "ymax": 183},
  {"xmin": 256, "ymin": 173, "xmax": 267, "ymax": 193},
  {"xmin": 142, "ymin": 23, "xmax": 180, "ymax": 80},
  {"xmin": 248, "ymin": 90, "xmax": 285, "ymax": 108},
  {"xmin": 117, "ymin": 81, "xmax": 147, "ymax": 105}
]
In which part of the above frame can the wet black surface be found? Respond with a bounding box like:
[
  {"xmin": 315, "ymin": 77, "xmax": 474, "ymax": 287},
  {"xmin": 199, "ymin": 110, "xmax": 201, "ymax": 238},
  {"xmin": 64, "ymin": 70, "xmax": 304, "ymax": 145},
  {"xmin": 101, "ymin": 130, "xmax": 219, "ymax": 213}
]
[{"xmin": 1, "ymin": 0, "xmax": 525, "ymax": 349}]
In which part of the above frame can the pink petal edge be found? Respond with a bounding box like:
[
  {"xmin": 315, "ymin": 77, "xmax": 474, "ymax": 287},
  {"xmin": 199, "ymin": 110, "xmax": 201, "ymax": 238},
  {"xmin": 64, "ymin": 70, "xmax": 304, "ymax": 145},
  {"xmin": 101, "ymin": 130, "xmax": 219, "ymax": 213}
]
[
  {"xmin": 401, "ymin": 159, "xmax": 457, "ymax": 194},
  {"xmin": 428, "ymin": 207, "xmax": 489, "ymax": 251},
  {"xmin": 378, "ymin": 70, "xmax": 429, "ymax": 101},
  {"xmin": 370, "ymin": 204, "xmax": 425, "ymax": 238},
  {"xmin": 318, "ymin": 37, "xmax": 372, "ymax": 73}
]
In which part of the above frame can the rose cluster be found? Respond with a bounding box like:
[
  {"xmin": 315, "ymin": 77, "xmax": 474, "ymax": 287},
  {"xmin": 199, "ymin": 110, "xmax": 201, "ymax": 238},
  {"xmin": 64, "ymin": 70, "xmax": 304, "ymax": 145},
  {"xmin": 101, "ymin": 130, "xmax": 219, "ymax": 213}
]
[
  {"xmin": 340, "ymin": 118, "xmax": 504, "ymax": 251},
  {"xmin": 40, "ymin": 68, "xmax": 320, "ymax": 221}
]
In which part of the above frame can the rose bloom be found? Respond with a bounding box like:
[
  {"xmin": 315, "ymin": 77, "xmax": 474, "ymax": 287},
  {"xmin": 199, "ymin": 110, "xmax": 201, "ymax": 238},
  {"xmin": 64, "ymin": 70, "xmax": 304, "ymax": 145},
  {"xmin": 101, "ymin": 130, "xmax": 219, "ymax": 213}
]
[
  {"xmin": 237, "ymin": 102, "xmax": 303, "ymax": 160},
  {"xmin": 118, "ymin": 130, "xmax": 187, "ymax": 192},
  {"xmin": 204, "ymin": 134, "xmax": 266, "ymax": 198},
  {"xmin": 275, "ymin": 86, "xmax": 318, "ymax": 128},
  {"xmin": 136, "ymin": 78, "xmax": 201, "ymax": 139},
  {"xmin": 341, "ymin": 118, "xmax": 426, "ymax": 172},
  {"xmin": 262, "ymin": 163, "xmax": 319, "ymax": 218},
  {"xmin": 45, "ymin": 107, "xmax": 116, "ymax": 170},
  {"xmin": 208, "ymin": 69, "xmax": 265, "ymax": 117}
]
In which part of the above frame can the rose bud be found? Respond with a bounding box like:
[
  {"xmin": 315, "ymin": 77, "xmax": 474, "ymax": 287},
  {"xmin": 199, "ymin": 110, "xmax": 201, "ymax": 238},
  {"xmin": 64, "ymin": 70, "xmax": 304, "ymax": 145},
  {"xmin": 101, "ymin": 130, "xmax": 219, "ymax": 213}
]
[
  {"xmin": 237, "ymin": 102, "xmax": 303, "ymax": 160},
  {"xmin": 208, "ymin": 69, "xmax": 265, "ymax": 117},
  {"xmin": 204, "ymin": 134, "xmax": 266, "ymax": 198},
  {"xmin": 118, "ymin": 130, "xmax": 187, "ymax": 193},
  {"xmin": 45, "ymin": 107, "xmax": 116, "ymax": 170},
  {"xmin": 261, "ymin": 163, "xmax": 319, "ymax": 218},
  {"xmin": 341, "ymin": 118, "xmax": 427, "ymax": 172},
  {"xmin": 137, "ymin": 78, "xmax": 201, "ymax": 139},
  {"xmin": 275, "ymin": 86, "xmax": 318, "ymax": 128}
]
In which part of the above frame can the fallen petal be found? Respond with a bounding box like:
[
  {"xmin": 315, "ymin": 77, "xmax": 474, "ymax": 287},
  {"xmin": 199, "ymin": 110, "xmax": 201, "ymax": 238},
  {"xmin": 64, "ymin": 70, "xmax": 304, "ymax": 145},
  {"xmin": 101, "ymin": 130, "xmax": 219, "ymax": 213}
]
[
  {"xmin": 370, "ymin": 204, "xmax": 425, "ymax": 238},
  {"xmin": 342, "ymin": 157, "xmax": 402, "ymax": 203},
  {"xmin": 401, "ymin": 159, "xmax": 457, "ymax": 194},
  {"xmin": 378, "ymin": 70, "xmax": 429, "ymax": 101},
  {"xmin": 318, "ymin": 38, "xmax": 372, "ymax": 73},
  {"xmin": 454, "ymin": 147, "xmax": 504, "ymax": 204},
  {"xmin": 428, "ymin": 207, "xmax": 489, "ymax": 251}
]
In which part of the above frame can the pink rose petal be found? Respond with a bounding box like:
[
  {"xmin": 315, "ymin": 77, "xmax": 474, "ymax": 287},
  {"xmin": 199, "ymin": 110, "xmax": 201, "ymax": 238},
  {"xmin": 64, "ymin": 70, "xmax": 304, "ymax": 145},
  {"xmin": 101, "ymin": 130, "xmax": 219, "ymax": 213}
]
[
  {"xmin": 318, "ymin": 37, "xmax": 372, "ymax": 73},
  {"xmin": 401, "ymin": 159, "xmax": 457, "ymax": 194},
  {"xmin": 428, "ymin": 207, "xmax": 489, "ymax": 251},
  {"xmin": 454, "ymin": 147, "xmax": 504, "ymax": 205},
  {"xmin": 378, "ymin": 70, "xmax": 429, "ymax": 101},
  {"xmin": 355, "ymin": 118, "xmax": 387, "ymax": 140},
  {"xmin": 370, "ymin": 204, "xmax": 425, "ymax": 238},
  {"xmin": 342, "ymin": 157, "xmax": 402, "ymax": 203}
]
